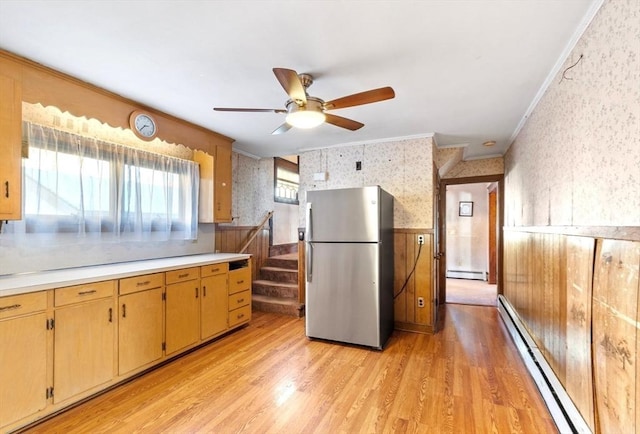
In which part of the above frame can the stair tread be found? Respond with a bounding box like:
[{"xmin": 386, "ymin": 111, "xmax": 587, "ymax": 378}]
[
  {"xmin": 260, "ymin": 266, "xmax": 297, "ymax": 272},
  {"xmin": 270, "ymin": 253, "xmax": 298, "ymax": 260},
  {"xmin": 253, "ymin": 294, "xmax": 303, "ymax": 306},
  {"xmin": 253, "ymin": 279, "xmax": 298, "ymax": 288}
]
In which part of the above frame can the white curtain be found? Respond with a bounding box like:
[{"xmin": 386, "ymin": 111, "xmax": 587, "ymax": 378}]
[{"xmin": 12, "ymin": 122, "xmax": 199, "ymax": 241}]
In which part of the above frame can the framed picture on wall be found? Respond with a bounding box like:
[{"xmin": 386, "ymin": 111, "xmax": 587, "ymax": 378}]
[{"xmin": 459, "ymin": 201, "xmax": 473, "ymax": 217}]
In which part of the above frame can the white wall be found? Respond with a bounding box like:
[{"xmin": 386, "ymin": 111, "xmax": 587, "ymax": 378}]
[{"xmin": 445, "ymin": 183, "xmax": 489, "ymax": 277}]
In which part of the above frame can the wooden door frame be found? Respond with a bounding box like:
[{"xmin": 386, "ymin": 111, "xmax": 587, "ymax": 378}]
[{"xmin": 436, "ymin": 174, "xmax": 504, "ymax": 305}]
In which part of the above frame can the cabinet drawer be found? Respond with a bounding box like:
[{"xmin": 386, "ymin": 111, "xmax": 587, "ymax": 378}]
[
  {"xmin": 228, "ymin": 268, "xmax": 251, "ymax": 295},
  {"xmin": 201, "ymin": 262, "xmax": 229, "ymax": 277},
  {"xmin": 228, "ymin": 305, "xmax": 251, "ymax": 327},
  {"xmin": 165, "ymin": 267, "xmax": 200, "ymax": 285},
  {"xmin": 228, "ymin": 289, "xmax": 250, "ymax": 310},
  {"xmin": 55, "ymin": 281, "xmax": 115, "ymax": 307},
  {"xmin": 119, "ymin": 273, "xmax": 164, "ymax": 295},
  {"xmin": 0, "ymin": 291, "xmax": 47, "ymax": 320}
]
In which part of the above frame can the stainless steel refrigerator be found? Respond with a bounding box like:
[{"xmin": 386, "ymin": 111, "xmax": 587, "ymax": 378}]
[{"xmin": 305, "ymin": 186, "xmax": 394, "ymax": 349}]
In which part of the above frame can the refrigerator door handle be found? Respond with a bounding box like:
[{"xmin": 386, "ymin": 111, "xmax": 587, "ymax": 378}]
[
  {"xmin": 306, "ymin": 202, "xmax": 313, "ymax": 282},
  {"xmin": 306, "ymin": 242, "xmax": 313, "ymax": 283}
]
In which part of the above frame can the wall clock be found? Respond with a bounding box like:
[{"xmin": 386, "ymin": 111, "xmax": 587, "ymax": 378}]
[{"xmin": 129, "ymin": 110, "xmax": 158, "ymax": 141}]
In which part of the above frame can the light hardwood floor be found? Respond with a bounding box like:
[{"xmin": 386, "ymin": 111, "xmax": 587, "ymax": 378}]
[{"xmin": 24, "ymin": 306, "xmax": 556, "ymax": 434}]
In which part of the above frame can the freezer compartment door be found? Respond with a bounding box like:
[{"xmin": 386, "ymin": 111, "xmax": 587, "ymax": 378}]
[
  {"xmin": 307, "ymin": 186, "xmax": 381, "ymax": 242},
  {"xmin": 305, "ymin": 242, "xmax": 382, "ymax": 348}
]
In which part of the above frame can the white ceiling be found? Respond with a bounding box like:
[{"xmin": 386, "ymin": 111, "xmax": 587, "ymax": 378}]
[{"xmin": 0, "ymin": 0, "xmax": 600, "ymax": 160}]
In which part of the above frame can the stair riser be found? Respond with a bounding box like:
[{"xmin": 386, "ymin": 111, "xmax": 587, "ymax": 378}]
[
  {"xmin": 252, "ymin": 299, "xmax": 305, "ymax": 318},
  {"xmin": 264, "ymin": 257, "xmax": 298, "ymax": 270},
  {"xmin": 260, "ymin": 269, "xmax": 298, "ymax": 283},
  {"xmin": 253, "ymin": 283, "xmax": 298, "ymax": 299}
]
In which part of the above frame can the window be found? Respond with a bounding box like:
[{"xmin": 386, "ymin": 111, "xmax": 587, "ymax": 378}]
[
  {"xmin": 15, "ymin": 122, "xmax": 199, "ymax": 240},
  {"xmin": 274, "ymin": 157, "xmax": 299, "ymax": 204}
]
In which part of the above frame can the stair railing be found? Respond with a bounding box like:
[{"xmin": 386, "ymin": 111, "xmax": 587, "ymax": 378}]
[{"xmin": 238, "ymin": 210, "xmax": 274, "ymax": 254}]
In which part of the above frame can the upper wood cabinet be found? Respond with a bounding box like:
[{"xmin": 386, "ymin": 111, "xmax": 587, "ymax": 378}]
[
  {"xmin": 194, "ymin": 150, "xmax": 214, "ymax": 223},
  {"xmin": 215, "ymin": 144, "xmax": 232, "ymax": 223},
  {"xmin": 0, "ymin": 73, "xmax": 22, "ymax": 220}
]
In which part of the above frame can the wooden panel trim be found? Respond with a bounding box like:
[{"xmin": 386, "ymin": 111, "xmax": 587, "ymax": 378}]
[
  {"xmin": 504, "ymin": 225, "xmax": 640, "ymax": 241},
  {"xmin": 0, "ymin": 49, "xmax": 233, "ymax": 154},
  {"xmin": 393, "ymin": 228, "xmax": 434, "ymax": 234},
  {"xmin": 394, "ymin": 321, "xmax": 434, "ymax": 334}
]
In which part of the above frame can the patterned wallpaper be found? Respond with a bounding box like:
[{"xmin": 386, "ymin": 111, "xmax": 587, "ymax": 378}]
[
  {"xmin": 298, "ymin": 137, "xmax": 434, "ymax": 229},
  {"xmin": 505, "ymin": 0, "xmax": 640, "ymax": 227},
  {"xmin": 442, "ymin": 157, "xmax": 504, "ymax": 179},
  {"xmin": 231, "ymin": 152, "xmax": 274, "ymax": 226}
]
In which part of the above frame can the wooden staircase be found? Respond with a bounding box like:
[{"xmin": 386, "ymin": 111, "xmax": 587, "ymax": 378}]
[{"xmin": 252, "ymin": 252, "xmax": 305, "ymax": 318}]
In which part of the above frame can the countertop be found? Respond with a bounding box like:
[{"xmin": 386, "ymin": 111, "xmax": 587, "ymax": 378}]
[{"xmin": 0, "ymin": 253, "xmax": 251, "ymax": 297}]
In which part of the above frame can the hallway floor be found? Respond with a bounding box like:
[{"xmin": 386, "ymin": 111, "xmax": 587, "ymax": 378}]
[{"xmin": 446, "ymin": 278, "xmax": 497, "ymax": 306}]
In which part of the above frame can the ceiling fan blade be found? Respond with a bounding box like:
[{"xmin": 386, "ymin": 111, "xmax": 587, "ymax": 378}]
[
  {"xmin": 324, "ymin": 86, "xmax": 395, "ymax": 110},
  {"xmin": 324, "ymin": 113, "xmax": 364, "ymax": 131},
  {"xmin": 272, "ymin": 123, "xmax": 292, "ymax": 135},
  {"xmin": 273, "ymin": 68, "xmax": 307, "ymax": 104},
  {"xmin": 213, "ymin": 107, "xmax": 286, "ymax": 113}
]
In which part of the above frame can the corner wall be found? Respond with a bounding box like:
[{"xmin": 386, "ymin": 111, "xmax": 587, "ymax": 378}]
[{"xmin": 502, "ymin": 1, "xmax": 640, "ymax": 432}]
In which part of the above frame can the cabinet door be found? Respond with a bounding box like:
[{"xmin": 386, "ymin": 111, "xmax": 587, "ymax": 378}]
[
  {"xmin": 214, "ymin": 144, "xmax": 232, "ymax": 223},
  {"xmin": 0, "ymin": 313, "xmax": 48, "ymax": 428},
  {"xmin": 201, "ymin": 274, "xmax": 228, "ymax": 339},
  {"xmin": 0, "ymin": 74, "xmax": 22, "ymax": 220},
  {"xmin": 54, "ymin": 298, "xmax": 114, "ymax": 403},
  {"xmin": 118, "ymin": 288, "xmax": 163, "ymax": 375},
  {"xmin": 194, "ymin": 150, "xmax": 214, "ymax": 223},
  {"xmin": 165, "ymin": 280, "xmax": 200, "ymax": 355}
]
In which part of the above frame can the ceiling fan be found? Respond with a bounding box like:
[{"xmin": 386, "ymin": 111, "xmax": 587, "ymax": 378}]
[{"xmin": 213, "ymin": 68, "xmax": 395, "ymax": 135}]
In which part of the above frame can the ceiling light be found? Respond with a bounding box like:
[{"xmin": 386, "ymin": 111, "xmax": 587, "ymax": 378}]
[
  {"xmin": 286, "ymin": 110, "xmax": 326, "ymax": 129},
  {"xmin": 483, "ymin": 140, "xmax": 496, "ymax": 147},
  {"xmin": 285, "ymin": 97, "xmax": 326, "ymax": 129}
]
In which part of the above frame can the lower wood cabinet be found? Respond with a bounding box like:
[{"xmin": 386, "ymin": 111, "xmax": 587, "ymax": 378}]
[
  {"xmin": 165, "ymin": 278, "xmax": 201, "ymax": 355},
  {"xmin": 54, "ymin": 294, "xmax": 115, "ymax": 403},
  {"xmin": 118, "ymin": 287, "xmax": 164, "ymax": 375},
  {"xmin": 201, "ymin": 273, "xmax": 228, "ymax": 339},
  {"xmin": 0, "ymin": 258, "xmax": 251, "ymax": 432},
  {"xmin": 0, "ymin": 293, "xmax": 48, "ymax": 428}
]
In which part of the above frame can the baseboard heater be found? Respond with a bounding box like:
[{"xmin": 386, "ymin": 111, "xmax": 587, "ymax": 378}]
[
  {"xmin": 446, "ymin": 269, "xmax": 486, "ymax": 280},
  {"xmin": 497, "ymin": 295, "xmax": 591, "ymax": 434}
]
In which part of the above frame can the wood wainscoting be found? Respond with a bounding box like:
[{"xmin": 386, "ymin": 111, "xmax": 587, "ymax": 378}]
[
  {"xmin": 503, "ymin": 226, "xmax": 640, "ymax": 434},
  {"xmin": 215, "ymin": 225, "xmax": 269, "ymax": 282},
  {"xmin": 394, "ymin": 229, "xmax": 434, "ymax": 333}
]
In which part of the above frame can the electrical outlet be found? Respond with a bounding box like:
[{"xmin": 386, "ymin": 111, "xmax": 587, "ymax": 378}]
[
  {"xmin": 417, "ymin": 297, "xmax": 425, "ymax": 308},
  {"xmin": 417, "ymin": 234, "xmax": 425, "ymax": 245}
]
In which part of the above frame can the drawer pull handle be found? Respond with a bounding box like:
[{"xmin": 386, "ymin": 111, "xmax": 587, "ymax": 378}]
[
  {"xmin": 78, "ymin": 290, "xmax": 97, "ymax": 296},
  {"xmin": 179, "ymin": 273, "xmax": 189, "ymax": 279},
  {"xmin": 212, "ymin": 268, "xmax": 220, "ymax": 273},
  {"xmin": 237, "ymin": 280, "xmax": 244, "ymax": 284},
  {"xmin": 237, "ymin": 298, "xmax": 244, "ymax": 304},
  {"xmin": 136, "ymin": 280, "xmax": 151, "ymax": 287},
  {"xmin": 0, "ymin": 303, "xmax": 21, "ymax": 312},
  {"xmin": 237, "ymin": 313, "xmax": 244, "ymax": 319}
]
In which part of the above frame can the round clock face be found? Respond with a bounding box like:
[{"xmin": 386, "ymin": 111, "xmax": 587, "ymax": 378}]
[{"xmin": 134, "ymin": 113, "xmax": 157, "ymax": 138}]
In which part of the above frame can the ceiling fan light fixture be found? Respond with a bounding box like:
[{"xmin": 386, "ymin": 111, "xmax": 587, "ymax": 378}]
[
  {"xmin": 285, "ymin": 97, "xmax": 326, "ymax": 129},
  {"xmin": 286, "ymin": 110, "xmax": 326, "ymax": 129}
]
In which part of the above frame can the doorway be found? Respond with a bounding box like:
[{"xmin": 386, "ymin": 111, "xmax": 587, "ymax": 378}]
[{"xmin": 436, "ymin": 175, "xmax": 503, "ymax": 308}]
